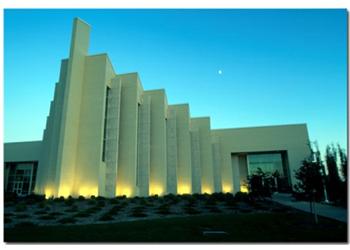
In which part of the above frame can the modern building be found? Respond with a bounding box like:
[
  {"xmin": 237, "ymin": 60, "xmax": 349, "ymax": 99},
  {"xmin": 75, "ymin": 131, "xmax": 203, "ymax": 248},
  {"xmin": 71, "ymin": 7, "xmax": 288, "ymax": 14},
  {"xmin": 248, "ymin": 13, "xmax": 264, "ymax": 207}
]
[{"xmin": 4, "ymin": 18, "xmax": 311, "ymax": 198}]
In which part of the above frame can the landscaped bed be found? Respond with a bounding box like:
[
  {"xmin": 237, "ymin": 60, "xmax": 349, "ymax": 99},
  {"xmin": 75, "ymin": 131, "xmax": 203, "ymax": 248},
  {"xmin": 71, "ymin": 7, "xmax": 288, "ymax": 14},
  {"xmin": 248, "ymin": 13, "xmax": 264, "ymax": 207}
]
[{"xmin": 4, "ymin": 193, "xmax": 347, "ymax": 242}]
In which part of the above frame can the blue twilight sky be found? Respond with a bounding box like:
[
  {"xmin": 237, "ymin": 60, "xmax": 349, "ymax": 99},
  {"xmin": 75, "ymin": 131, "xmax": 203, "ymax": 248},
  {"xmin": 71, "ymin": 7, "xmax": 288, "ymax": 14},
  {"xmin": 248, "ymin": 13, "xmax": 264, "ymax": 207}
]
[{"xmin": 4, "ymin": 9, "xmax": 348, "ymax": 155}]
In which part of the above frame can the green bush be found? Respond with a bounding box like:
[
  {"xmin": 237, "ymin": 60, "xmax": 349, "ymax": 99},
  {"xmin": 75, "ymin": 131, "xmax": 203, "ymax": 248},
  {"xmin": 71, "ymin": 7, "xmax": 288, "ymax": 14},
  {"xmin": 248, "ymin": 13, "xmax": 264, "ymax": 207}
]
[
  {"xmin": 207, "ymin": 206, "xmax": 222, "ymax": 213},
  {"xmin": 25, "ymin": 194, "xmax": 46, "ymax": 204},
  {"xmin": 37, "ymin": 201, "xmax": 47, "ymax": 209},
  {"xmin": 58, "ymin": 217, "xmax": 76, "ymax": 224},
  {"xmin": 15, "ymin": 221, "xmax": 36, "ymax": 228},
  {"xmin": 211, "ymin": 192, "xmax": 234, "ymax": 202},
  {"xmin": 234, "ymin": 192, "xmax": 251, "ymax": 203},
  {"xmin": 116, "ymin": 195, "xmax": 127, "ymax": 199},
  {"xmin": 5, "ymin": 192, "xmax": 18, "ymax": 202},
  {"xmin": 15, "ymin": 203, "xmax": 27, "ymax": 212},
  {"xmin": 108, "ymin": 205, "xmax": 121, "ymax": 215},
  {"xmin": 85, "ymin": 206, "xmax": 101, "ymax": 213},
  {"xmin": 38, "ymin": 214, "xmax": 56, "ymax": 220},
  {"xmin": 96, "ymin": 200, "xmax": 106, "ymax": 207},
  {"xmin": 130, "ymin": 206, "xmax": 147, "ymax": 217},
  {"xmin": 65, "ymin": 205, "xmax": 79, "ymax": 213},
  {"xmin": 87, "ymin": 199, "xmax": 96, "ymax": 205},
  {"xmin": 78, "ymin": 195, "xmax": 85, "ymax": 201},
  {"xmin": 74, "ymin": 211, "xmax": 92, "ymax": 218},
  {"xmin": 225, "ymin": 199, "xmax": 237, "ymax": 208},
  {"xmin": 110, "ymin": 198, "xmax": 119, "ymax": 204},
  {"xmin": 239, "ymin": 208, "xmax": 253, "ymax": 213},
  {"xmin": 205, "ymin": 198, "xmax": 217, "ymax": 206},
  {"xmin": 65, "ymin": 198, "xmax": 75, "ymax": 206},
  {"xmin": 16, "ymin": 213, "xmax": 30, "ymax": 219},
  {"xmin": 98, "ymin": 212, "xmax": 114, "ymax": 221},
  {"xmin": 90, "ymin": 195, "xmax": 96, "ymax": 200},
  {"xmin": 4, "ymin": 217, "xmax": 12, "ymax": 224},
  {"xmin": 96, "ymin": 196, "xmax": 106, "ymax": 201},
  {"xmin": 49, "ymin": 212, "xmax": 63, "ymax": 216},
  {"xmin": 34, "ymin": 210, "xmax": 48, "ymax": 215},
  {"xmin": 183, "ymin": 206, "xmax": 200, "ymax": 215},
  {"xmin": 53, "ymin": 196, "xmax": 65, "ymax": 202},
  {"xmin": 156, "ymin": 204, "xmax": 171, "ymax": 215}
]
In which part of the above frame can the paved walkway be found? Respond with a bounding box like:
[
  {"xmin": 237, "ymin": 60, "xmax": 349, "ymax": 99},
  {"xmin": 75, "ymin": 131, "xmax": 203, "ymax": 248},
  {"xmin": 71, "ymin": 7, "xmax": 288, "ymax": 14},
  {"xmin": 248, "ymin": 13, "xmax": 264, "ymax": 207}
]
[{"xmin": 271, "ymin": 193, "xmax": 347, "ymax": 223}]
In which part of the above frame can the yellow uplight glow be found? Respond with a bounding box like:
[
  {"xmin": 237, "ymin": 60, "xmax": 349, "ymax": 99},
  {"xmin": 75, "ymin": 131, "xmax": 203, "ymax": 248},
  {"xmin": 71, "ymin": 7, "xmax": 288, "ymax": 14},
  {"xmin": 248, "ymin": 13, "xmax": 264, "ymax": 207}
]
[
  {"xmin": 222, "ymin": 185, "xmax": 232, "ymax": 193},
  {"xmin": 150, "ymin": 185, "xmax": 164, "ymax": 196},
  {"xmin": 58, "ymin": 186, "xmax": 71, "ymax": 198},
  {"xmin": 177, "ymin": 184, "xmax": 191, "ymax": 195},
  {"xmin": 45, "ymin": 188, "xmax": 54, "ymax": 199},
  {"xmin": 117, "ymin": 187, "xmax": 132, "ymax": 197},
  {"xmin": 240, "ymin": 185, "xmax": 249, "ymax": 193},
  {"xmin": 202, "ymin": 187, "xmax": 213, "ymax": 194},
  {"xmin": 79, "ymin": 186, "xmax": 98, "ymax": 197}
]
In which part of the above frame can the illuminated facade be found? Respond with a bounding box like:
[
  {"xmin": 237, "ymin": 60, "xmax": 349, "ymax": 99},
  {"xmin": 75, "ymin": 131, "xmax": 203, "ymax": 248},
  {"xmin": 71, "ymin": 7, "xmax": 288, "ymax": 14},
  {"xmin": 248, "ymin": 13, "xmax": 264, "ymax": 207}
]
[{"xmin": 4, "ymin": 18, "xmax": 311, "ymax": 198}]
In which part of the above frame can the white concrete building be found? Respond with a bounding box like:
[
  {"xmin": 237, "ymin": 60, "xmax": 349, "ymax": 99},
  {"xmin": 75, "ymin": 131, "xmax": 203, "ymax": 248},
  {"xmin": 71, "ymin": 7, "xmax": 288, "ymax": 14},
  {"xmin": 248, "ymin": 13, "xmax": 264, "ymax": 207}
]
[{"xmin": 4, "ymin": 18, "xmax": 311, "ymax": 198}]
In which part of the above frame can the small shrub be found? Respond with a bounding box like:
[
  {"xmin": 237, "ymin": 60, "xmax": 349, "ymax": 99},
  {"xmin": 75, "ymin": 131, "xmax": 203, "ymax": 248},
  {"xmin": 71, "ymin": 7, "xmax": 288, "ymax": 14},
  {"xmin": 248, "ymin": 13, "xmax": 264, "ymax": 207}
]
[
  {"xmin": 130, "ymin": 206, "xmax": 147, "ymax": 217},
  {"xmin": 164, "ymin": 194, "xmax": 180, "ymax": 204},
  {"xmin": 5, "ymin": 192, "xmax": 18, "ymax": 202},
  {"xmin": 78, "ymin": 195, "xmax": 85, "ymax": 201},
  {"xmin": 34, "ymin": 210, "xmax": 48, "ymax": 215},
  {"xmin": 96, "ymin": 196, "xmax": 106, "ymax": 201},
  {"xmin": 15, "ymin": 221, "xmax": 36, "ymax": 228},
  {"xmin": 65, "ymin": 206, "xmax": 79, "ymax": 213},
  {"xmin": 205, "ymin": 198, "xmax": 217, "ymax": 206},
  {"xmin": 90, "ymin": 195, "xmax": 96, "ymax": 200},
  {"xmin": 16, "ymin": 213, "xmax": 30, "ymax": 219},
  {"xmin": 97, "ymin": 200, "xmax": 106, "ymax": 207},
  {"xmin": 99, "ymin": 213, "xmax": 114, "ymax": 221},
  {"xmin": 225, "ymin": 199, "xmax": 237, "ymax": 208},
  {"xmin": 65, "ymin": 198, "xmax": 75, "ymax": 206},
  {"xmin": 85, "ymin": 206, "xmax": 101, "ymax": 213},
  {"xmin": 156, "ymin": 204, "xmax": 171, "ymax": 215},
  {"xmin": 58, "ymin": 217, "xmax": 76, "ymax": 224},
  {"xmin": 15, "ymin": 203, "xmax": 27, "ymax": 212},
  {"xmin": 208, "ymin": 206, "xmax": 222, "ymax": 213},
  {"xmin": 88, "ymin": 199, "xmax": 96, "ymax": 205},
  {"xmin": 53, "ymin": 196, "xmax": 65, "ymax": 202},
  {"xmin": 74, "ymin": 211, "xmax": 92, "ymax": 218},
  {"xmin": 5, "ymin": 217, "xmax": 12, "ymax": 223},
  {"xmin": 183, "ymin": 206, "xmax": 200, "ymax": 215},
  {"xmin": 108, "ymin": 205, "xmax": 121, "ymax": 215},
  {"xmin": 110, "ymin": 198, "xmax": 119, "ymax": 205},
  {"xmin": 234, "ymin": 192, "xmax": 251, "ymax": 203},
  {"xmin": 211, "ymin": 192, "xmax": 234, "ymax": 202},
  {"xmin": 25, "ymin": 194, "xmax": 46, "ymax": 204},
  {"xmin": 37, "ymin": 201, "xmax": 47, "ymax": 209},
  {"xmin": 239, "ymin": 208, "xmax": 253, "ymax": 213},
  {"xmin": 49, "ymin": 212, "xmax": 63, "ymax": 216},
  {"xmin": 38, "ymin": 214, "xmax": 56, "ymax": 220},
  {"xmin": 116, "ymin": 195, "xmax": 126, "ymax": 199}
]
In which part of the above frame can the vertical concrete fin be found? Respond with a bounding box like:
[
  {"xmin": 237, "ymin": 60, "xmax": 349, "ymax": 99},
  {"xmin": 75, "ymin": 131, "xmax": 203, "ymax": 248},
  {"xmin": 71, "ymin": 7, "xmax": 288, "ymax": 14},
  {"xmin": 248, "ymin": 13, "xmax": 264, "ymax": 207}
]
[
  {"xmin": 55, "ymin": 18, "xmax": 91, "ymax": 197},
  {"xmin": 69, "ymin": 18, "xmax": 90, "ymax": 58}
]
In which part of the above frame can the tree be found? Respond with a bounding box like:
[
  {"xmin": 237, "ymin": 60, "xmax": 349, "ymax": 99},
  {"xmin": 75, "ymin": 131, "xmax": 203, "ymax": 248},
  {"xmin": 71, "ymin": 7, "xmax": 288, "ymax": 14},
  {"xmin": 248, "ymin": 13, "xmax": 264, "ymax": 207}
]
[
  {"xmin": 337, "ymin": 144, "xmax": 347, "ymax": 181},
  {"xmin": 294, "ymin": 159, "xmax": 324, "ymax": 201},
  {"xmin": 248, "ymin": 168, "xmax": 273, "ymax": 198},
  {"xmin": 325, "ymin": 145, "xmax": 342, "ymax": 202},
  {"xmin": 337, "ymin": 144, "xmax": 348, "ymax": 207}
]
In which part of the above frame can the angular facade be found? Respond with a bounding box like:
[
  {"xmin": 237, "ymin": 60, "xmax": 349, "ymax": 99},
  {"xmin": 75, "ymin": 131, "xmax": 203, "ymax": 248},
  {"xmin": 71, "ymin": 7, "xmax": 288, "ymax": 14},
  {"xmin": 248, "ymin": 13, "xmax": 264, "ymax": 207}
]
[{"xmin": 4, "ymin": 18, "xmax": 312, "ymax": 198}]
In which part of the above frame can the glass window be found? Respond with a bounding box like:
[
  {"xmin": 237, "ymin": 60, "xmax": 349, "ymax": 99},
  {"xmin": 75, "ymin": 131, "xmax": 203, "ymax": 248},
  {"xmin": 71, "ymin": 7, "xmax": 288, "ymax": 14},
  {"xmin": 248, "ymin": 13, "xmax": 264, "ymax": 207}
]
[{"xmin": 247, "ymin": 153, "xmax": 284, "ymax": 176}]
